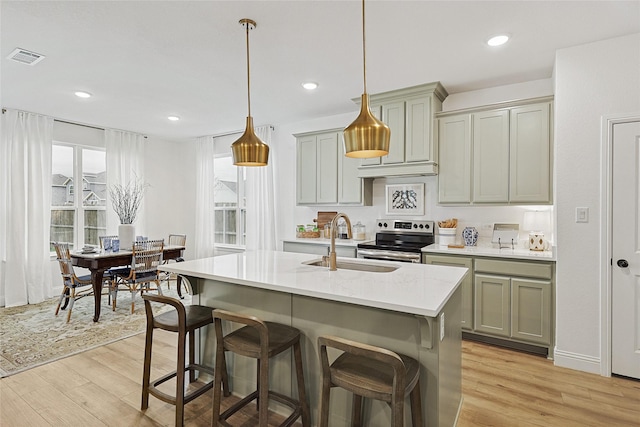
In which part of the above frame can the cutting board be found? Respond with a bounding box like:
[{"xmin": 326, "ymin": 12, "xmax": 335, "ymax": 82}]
[{"xmin": 314, "ymin": 211, "xmax": 338, "ymax": 229}]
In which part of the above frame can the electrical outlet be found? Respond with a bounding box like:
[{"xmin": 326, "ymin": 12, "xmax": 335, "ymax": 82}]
[
  {"xmin": 481, "ymin": 223, "xmax": 493, "ymax": 230},
  {"xmin": 440, "ymin": 313, "xmax": 445, "ymax": 341}
]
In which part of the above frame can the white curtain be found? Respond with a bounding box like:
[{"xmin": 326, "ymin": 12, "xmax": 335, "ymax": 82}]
[
  {"xmin": 245, "ymin": 126, "xmax": 278, "ymax": 251},
  {"xmin": 194, "ymin": 136, "xmax": 216, "ymax": 258},
  {"xmin": 0, "ymin": 110, "xmax": 54, "ymax": 307},
  {"xmin": 105, "ymin": 129, "xmax": 146, "ymax": 236}
]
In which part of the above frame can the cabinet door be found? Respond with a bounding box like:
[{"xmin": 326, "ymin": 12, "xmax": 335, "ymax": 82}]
[
  {"xmin": 361, "ymin": 105, "xmax": 382, "ymax": 166},
  {"xmin": 473, "ymin": 110, "xmax": 509, "ymax": 203},
  {"xmin": 406, "ymin": 96, "xmax": 432, "ymax": 162},
  {"xmin": 424, "ymin": 255, "xmax": 473, "ymax": 330},
  {"xmin": 511, "ymin": 278, "xmax": 551, "ymax": 345},
  {"xmin": 509, "ymin": 103, "xmax": 551, "ymax": 203},
  {"xmin": 297, "ymin": 135, "xmax": 318, "ymax": 204},
  {"xmin": 316, "ymin": 132, "xmax": 339, "ymax": 204},
  {"xmin": 474, "ymin": 274, "xmax": 510, "ymax": 337},
  {"xmin": 382, "ymin": 101, "xmax": 406, "ymax": 165},
  {"xmin": 338, "ymin": 137, "xmax": 363, "ymax": 204},
  {"xmin": 438, "ymin": 114, "xmax": 472, "ymax": 203}
]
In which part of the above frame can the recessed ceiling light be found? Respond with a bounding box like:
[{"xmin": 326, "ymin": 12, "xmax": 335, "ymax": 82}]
[
  {"xmin": 167, "ymin": 116, "xmax": 180, "ymax": 121},
  {"xmin": 302, "ymin": 82, "xmax": 318, "ymax": 90},
  {"xmin": 487, "ymin": 34, "xmax": 509, "ymax": 47},
  {"xmin": 74, "ymin": 91, "xmax": 92, "ymax": 98}
]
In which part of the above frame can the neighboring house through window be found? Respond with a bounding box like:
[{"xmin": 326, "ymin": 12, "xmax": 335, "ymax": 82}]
[
  {"xmin": 213, "ymin": 154, "xmax": 246, "ymax": 246},
  {"xmin": 51, "ymin": 143, "xmax": 107, "ymax": 250}
]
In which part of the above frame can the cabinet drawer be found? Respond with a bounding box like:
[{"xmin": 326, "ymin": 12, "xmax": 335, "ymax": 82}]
[{"xmin": 475, "ymin": 258, "xmax": 552, "ymax": 280}]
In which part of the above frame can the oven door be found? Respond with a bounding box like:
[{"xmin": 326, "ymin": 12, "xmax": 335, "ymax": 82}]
[{"xmin": 356, "ymin": 248, "xmax": 421, "ymax": 263}]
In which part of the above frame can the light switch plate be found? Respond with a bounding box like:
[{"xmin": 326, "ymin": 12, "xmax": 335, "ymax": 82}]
[{"xmin": 576, "ymin": 207, "xmax": 589, "ymax": 223}]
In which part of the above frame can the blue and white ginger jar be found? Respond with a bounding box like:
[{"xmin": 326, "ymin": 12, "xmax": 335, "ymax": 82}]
[{"xmin": 462, "ymin": 227, "xmax": 479, "ymax": 246}]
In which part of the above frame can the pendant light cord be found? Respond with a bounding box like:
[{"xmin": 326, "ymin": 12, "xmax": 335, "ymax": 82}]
[
  {"xmin": 362, "ymin": 0, "xmax": 367, "ymax": 94},
  {"xmin": 244, "ymin": 21, "xmax": 252, "ymax": 117}
]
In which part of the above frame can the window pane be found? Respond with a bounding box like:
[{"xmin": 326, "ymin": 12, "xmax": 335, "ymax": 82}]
[
  {"xmin": 51, "ymin": 145, "xmax": 75, "ymax": 247},
  {"xmin": 214, "ymin": 210, "xmax": 224, "ymax": 244},
  {"xmin": 82, "ymin": 149, "xmax": 106, "ymax": 207},
  {"xmin": 214, "ymin": 157, "xmax": 237, "ymax": 208},
  {"xmin": 84, "ymin": 209, "xmax": 106, "ymax": 246},
  {"xmin": 225, "ymin": 209, "xmax": 236, "ymax": 244},
  {"xmin": 81, "ymin": 149, "xmax": 106, "ymax": 246}
]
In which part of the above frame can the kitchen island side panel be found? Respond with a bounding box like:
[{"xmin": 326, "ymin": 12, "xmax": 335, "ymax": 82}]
[{"xmin": 193, "ymin": 276, "xmax": 461, "ymax": 427}]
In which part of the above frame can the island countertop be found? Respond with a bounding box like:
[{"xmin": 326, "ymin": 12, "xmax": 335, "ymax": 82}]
[{"xmin": 159, "ymin": 250, "xmax": 467, "ymax": 318}]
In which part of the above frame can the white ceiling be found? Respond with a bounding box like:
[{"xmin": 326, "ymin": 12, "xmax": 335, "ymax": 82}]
[{"xmin": 2, "ymin": 1, "xmax": 639, "ymax": 140}]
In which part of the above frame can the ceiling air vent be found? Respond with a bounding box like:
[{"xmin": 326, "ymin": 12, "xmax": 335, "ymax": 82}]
[{"xmin": 7, "ymin": 48, "xmax": 45, "ymax": 65}]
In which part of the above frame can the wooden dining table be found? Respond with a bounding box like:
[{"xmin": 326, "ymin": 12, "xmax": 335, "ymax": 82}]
[{"xmin": 71, "ymin": 245, "xmax": 185, "ymax": 322}]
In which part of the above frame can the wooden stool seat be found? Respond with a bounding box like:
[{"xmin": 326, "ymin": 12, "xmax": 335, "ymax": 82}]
[
  {"xmin": 141, "ymin": 294, "xmax": 229, "ymax": 427},
  {"xmin": 318, "ymin": 335, "xmax": 423, "ymax": 427},
  {"xmin": 212, "ymin": 309, "xmax": 310, "ymax": 427}
]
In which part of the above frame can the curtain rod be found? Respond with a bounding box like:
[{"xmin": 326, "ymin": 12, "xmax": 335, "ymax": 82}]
[{"xmin": 54, "ymin": 118, "xmax": 104, "ymax": 131}]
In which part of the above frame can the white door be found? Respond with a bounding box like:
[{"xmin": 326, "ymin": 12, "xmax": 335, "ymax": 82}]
[{"xmin": 611, "ymin": 120, "xmax": 640, "ymax": 379}]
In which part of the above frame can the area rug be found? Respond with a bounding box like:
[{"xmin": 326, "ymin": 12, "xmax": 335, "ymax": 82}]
[{"xmin": 0, "ymin": 285, "xmax": 190, "ymax": 377}]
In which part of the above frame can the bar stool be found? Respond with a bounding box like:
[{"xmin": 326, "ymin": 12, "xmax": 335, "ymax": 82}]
[
  {"xmin": 211, "ymin": 309, "xmax": 311, "ymax": 427},
  {"xmin": 317, "ymin": 335, "xmax": 423, "ymax": 427},
  {"xmin": 141, "ymin": 294, "xmax": 230, "ymax": 427}
]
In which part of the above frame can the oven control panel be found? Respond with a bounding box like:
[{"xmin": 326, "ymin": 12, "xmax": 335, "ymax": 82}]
[{"xmin": 375, "ymin": 219, "xmax": 434, "ymax": 234}]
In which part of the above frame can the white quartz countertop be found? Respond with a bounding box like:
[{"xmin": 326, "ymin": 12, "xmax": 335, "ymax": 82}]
[
  {"xmin": 422, "ymin": 243, "xmax": 556, "ymax": 261},
  {"xmin": 159, "ymin": 250, "xmax": 467, "ymax": 317},
  {"xmin": 282, "ymin": 237, "xmax": 371, "ymax": 247}
]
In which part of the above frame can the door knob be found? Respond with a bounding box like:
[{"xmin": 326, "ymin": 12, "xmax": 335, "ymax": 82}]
[{"xmin": 617, "ymin": 259, "xmax": 629, "ymax": 268}]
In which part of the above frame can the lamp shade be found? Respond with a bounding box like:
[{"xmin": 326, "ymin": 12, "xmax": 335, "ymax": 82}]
[
  {"xmin": 232, "ymin": 117, "xmax": 269, "ymax": 166},
  {"xmin": 344, "ymin": 94, "xmax": 390, "ymax": 158},
  {"xmin": 523, "ymin": 210, "xmax": 551, "ymax": 232}
]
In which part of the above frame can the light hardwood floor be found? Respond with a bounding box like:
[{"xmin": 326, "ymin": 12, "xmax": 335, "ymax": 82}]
[{"xmin": 1, "ymin": 332, "xmax": 638, "ymax": 426}]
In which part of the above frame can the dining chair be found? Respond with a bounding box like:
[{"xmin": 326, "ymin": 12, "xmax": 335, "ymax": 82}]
[
  {"xmin": 53, "ymin": 242, "xmax": 112, "ymax": 322},
  {"xmin": 161, "ymin": 234, "xmax": 187, "ymax": 297},
  {"xmin": 111, "ymin": 239, "xmax": 165, "ymax": 313}
]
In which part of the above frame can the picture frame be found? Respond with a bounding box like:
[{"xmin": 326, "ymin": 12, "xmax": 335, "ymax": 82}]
[{"xmin": 385, "ymin": 183, "xmax": 425, "ymax": 216}]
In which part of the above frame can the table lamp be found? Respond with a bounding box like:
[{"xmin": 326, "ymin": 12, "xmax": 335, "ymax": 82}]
[{"xmin": 523, "ymin": 211, "xmax": 551, "ymax": 251}]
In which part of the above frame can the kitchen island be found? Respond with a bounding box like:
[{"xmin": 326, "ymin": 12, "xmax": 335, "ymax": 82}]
[{"xmin": 159, "ymin": 250, "xmax": 467, "ymax": 426}]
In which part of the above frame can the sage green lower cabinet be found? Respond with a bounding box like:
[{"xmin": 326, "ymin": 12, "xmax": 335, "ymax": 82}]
[
  {"xmin": 511, "ymin": 278, "xmax": 551, "ymax": 345},
  {"xmin": 282, "ymin": 241, "xmax": 357, "ymax": 258},
  {"xmin": 474, "ymin": 274, "xmax": 511, "ymax": 337},
  {"xmin": 424, "ymin": 252, "xmax": 555, "ymax": 356},
  {"xmin": 423, "ymin": 254, "xmax": 473, "ymax": 330}
]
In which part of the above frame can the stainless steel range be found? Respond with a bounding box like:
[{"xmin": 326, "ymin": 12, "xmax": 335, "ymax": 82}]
[{"xmin": 356, "ymin": 218, "xmax": 434, "ymax": 263}]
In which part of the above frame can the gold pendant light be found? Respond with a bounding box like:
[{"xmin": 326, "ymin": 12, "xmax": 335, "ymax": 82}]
[
  {"xmin": 232, "ymin": 18, "xmax": 269, "ymax": 166},
  {"xmin": 343, "ymin": 0, "xmax": 390, "ymax": 159}
]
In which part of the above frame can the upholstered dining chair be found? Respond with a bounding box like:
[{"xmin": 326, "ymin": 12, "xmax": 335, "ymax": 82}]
[
  {"xmin": 111, "ymin": 239, "xmax": 165, "ymax": 313},
  {"xmin": 53, "ymin": 241, "xmax": 111, "ymax": 322}
]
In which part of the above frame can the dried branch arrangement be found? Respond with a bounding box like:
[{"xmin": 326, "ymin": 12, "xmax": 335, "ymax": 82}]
[{"xmin": 109, "ymin": 178, "xmax": 148, "ymax": 224}]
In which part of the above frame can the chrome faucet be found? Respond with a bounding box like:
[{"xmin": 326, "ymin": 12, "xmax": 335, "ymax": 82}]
[{"xmin": 327, "ymin": 213, "xmax": 352, "ymax": 271}]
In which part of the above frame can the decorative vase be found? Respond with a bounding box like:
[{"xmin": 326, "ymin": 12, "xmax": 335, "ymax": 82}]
[
  {"xmin": 462, "ymin": 227, "xmax": 478, "ymax": 246},
  {"xmin": 118, "ymin": 224, "xmax": 135, "ymax": 250}
]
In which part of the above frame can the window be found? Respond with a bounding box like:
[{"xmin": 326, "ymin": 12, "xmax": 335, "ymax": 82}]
[
  {"xmin": 51, "ymin": 144, "xmax": 107, "ymax": 250},
  {"xmin": 213, "ymin": 155, "xmax": 246, "ymax": 246}
]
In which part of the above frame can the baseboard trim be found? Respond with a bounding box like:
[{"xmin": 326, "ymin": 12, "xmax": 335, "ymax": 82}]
[{"xmin": 553, "ymin": 347, "xmax": 601, "ymax": 375}]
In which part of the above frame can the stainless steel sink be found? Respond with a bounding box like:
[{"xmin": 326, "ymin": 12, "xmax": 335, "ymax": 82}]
[{"xmin": 302, "ymin": 258, "xmax": 398, "ymax": 273}]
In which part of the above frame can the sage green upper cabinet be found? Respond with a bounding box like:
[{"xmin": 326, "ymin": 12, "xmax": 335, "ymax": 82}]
[
  {"xmin": 355, "ymin": 82, "xmax": 448, "ymax": 177},
  {"xmin": 509, "ymin": 103, "xmax": 552, "ymax": 203},
  {"xmin": 295, "ymin": 129, "xmax": 372, "ymax": 206},
  {"xmin": 437, "ymin": 114, "xmax": 472, "ymax": 203},
  {"xmin": 473, "ymin": 109, "xmax": 510, "ymax": 203},
  {"xmin": 437, "ymin": 97, "xmax": 553, "ymax": 205}
]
